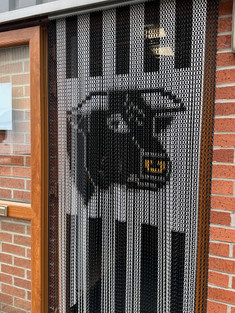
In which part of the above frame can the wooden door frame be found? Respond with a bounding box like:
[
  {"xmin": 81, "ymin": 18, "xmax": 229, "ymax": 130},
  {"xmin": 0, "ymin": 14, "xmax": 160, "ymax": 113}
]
[{"xmin": 0, "ymin": 26, "xmax": 47, "ymax": 313}]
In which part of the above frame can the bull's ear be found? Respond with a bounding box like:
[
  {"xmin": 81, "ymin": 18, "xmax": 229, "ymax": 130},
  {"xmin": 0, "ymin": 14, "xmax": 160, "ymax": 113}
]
[
  {"xmin": 66, "ymin": 107, "xmax": 82, "ymax": 173},
  {"xmin": 68, "ymin": 106, "xmax": 85, "ymax": 132}
]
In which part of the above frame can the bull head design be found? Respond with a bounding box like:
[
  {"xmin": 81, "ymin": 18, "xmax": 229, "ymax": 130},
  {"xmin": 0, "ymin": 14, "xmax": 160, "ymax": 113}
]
[{"xmin": 68, "ymin": 89, "xmax": 185, "ymax": 204}]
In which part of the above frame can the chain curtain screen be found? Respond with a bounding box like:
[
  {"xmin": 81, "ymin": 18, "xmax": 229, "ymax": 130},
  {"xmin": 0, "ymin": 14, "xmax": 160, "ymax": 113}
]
[{"xmin": 48, "ymin": 0, "xmax": 218, "ymax": 312}]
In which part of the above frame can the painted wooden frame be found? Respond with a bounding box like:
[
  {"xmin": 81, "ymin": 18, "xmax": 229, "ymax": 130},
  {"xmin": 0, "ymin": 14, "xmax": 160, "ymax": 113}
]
[
  {"xmin": 0, "ymin": 26, "xmax": 47, "ymax": 313},
  {"xmin": 195, "ymin": 0, "xmax": 219, "ymax": 311}
]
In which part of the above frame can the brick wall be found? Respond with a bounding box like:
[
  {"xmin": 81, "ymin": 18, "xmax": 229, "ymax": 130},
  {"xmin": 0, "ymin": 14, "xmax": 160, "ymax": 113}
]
[
  {"xmin": 0, "ymin": 217, "xmax": 31, "ymax": 313},
  {"xmin": 207, "ymin": 0, "xmax": 235, "ymax": 311},
  {"xmin": 0, "ymin": 45, "xmax": 31, "ymax": 203}
]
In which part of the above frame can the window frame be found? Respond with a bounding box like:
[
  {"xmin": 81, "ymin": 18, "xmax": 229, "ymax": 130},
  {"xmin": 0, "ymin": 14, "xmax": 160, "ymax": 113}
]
[{"xmin": 0, "ymin": 26, "xmax": 47, "ymax": 313}]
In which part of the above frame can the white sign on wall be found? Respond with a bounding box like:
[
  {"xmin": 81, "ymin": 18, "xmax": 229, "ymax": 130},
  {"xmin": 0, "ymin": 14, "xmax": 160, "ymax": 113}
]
[{"xmin": 0, "ymin": 83, "xmax": 12, "ymax": 130}]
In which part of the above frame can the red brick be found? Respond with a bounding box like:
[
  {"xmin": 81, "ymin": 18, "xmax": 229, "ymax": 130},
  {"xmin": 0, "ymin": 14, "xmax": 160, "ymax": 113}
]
[
  {"xmin": 14, "ymin": 257, "xmax": 31, "ymax": 269},
  {"xmin": 27, "ymin": 291, "xmax": 31, "ymax": 301},
  {"xmin": 24, "ymin": 61, "xmax": 30, "ymax": 73},
  {"xmin": 0, "ymin": 232, "xmax": 12, "ymax": 243},
  {"xmin": 210, "ymin": 226, "xmax": 235, "ymax": 242},
  {"xmin": 0, "ymin": 177, "xmax": 24, "ymax": 189},
  {"xmin": 13, "ymin": 190, "xmax": 30, "ymax": 202},
  {"xmin": 217, "ymin": 35, "xmax": 231, "ymax": 50},
  {"xmin": 209, "ymin": 242, "xmax": 230, "ymax": 257},
  {"xmin": 1, "ymin": 264, "xmax": 24, "ymax": 278},
  {"xmin": 0, "ymin": 62, "xmax": 22, "ymax": 74},
  {"xmin": 207, "ymin": 300, "xmax": 227, "ymax": 313},
  {"xmin": 24, "ymin": 111, "xmax": 30, "ymax": 120},
  {"xmin": 0, "ymin": 189, "xmax": 11, "ymax": 199},
  {"xmin": 211, "ymin": 195, "xmax": 235, "ymax": 211},
  {"xmin": 25, "ymin": 134, "xmax": 30, "ymax": 144},
  {"xmin": 13, "ymin": 144, "xmax": 30, "ymax": 155},
  {"xmin": 12, "ymin": 86, "xmax": 24, "ymax": 97},
  {"xmin": 26, "ymin": 180, "xmax": 31, "ymax": 190},
  {"xmin": 2, "ymin": 243, "xmax": 25, "ymax": 257},
  {"xmin": 212, "ymin": 165, "xmax": 235, "ymax": 179},
  {"xmin": 208, "ymin": 270, "xmax": 229, "ymax": 287},
  {"xmin": 218, "ymin": 17, "xmax": 232, "ymax": 33},
  {"xmin": 12, "ymin": 98, "xmax": 30, "ymax": 110},
  {"xmin": 212, "ymin": 165, "xmax": 235, "ymax": 180},
  {"xmin": 0, "ymin": 76, "xmax": 10, "ymax": 83},
  {"xmin": 216, "ymin": 86, "xmax": 235, "ymax": 100},
  {"xmin": 0, "ymin": 293, "xmax": 13, "ymax": 305},
  {"xmin": 0, "ymin": 156, "xmax": 24, "ymax": 166},
  {"xmin": 0, "ymin": 253, "xmax": 12, "ymax": 264},
  {"xmin": 0, "ymin": 132, "xmax": 24, "ymax": 143},
  {"xmin": 0, "ymin": 305, "xmax": 26, "ymax": 313},
  {"xmin": 209, "ymin": 256, "xmax": 235, "ymax": 273},
  {"xmin": 26, "ymin": 226, "xmax": 30, "ymax": 236},
  {"xmin": 1, "ymin": 222, "xmax": 25, "ymax": 234},
  {"xmin": 2, "ymin": 284, "xmax": 25, "ymax": 299},
  {"xmin": 12, "ymin": 110, "xmax": 25, "ymax": 121},
  {"xmin": 13, "ymin": 121, "xmax": 30, "ymax": 133},
  {"xmin": 27, "ymin": 249, "xmax": 31, "ymax": 258},
  {"xmin": 26, "ymin": 270, "xmax": 31, "ymax": 280},
  {"xmin": 0, "ymin": 144, "xmax": 11, "ymax": 154},
  {"xmin": 13, "ymin": 167, "xmax": 30, "ymax": 178},
  {"xmin": 210, "ymin": 210, "xmax": 231, "ymax": 226},
  {"xmin": 25, "ymin": 85, "xmax": 30, "ymax": 97},
  {"xmin": 14, "ymin": 298, "xmax": 31, "ymax": 311},
  {"xmin": 219, "ymin": 0, "xmax": 233, "ymax": 16},
  {"xmin": 25, "ymin": 157, "xmax": 30, "ymax": 166},
  {"xmin": 14, "ymin": 277, "xmax": 31, "ymax": 290},
  {"xmin": 215, "ymin": 118, "xmax": 235, "ymax": 132},
  {"xmin": 14, "ymin": 235, "xmax": 31, "ymax": 247},
  {"xmin": 0, "ymin": 273, "xmax": 12, "ymax": 284},
  {"xmin": 213, "ymin": 149, "xmax": 234, "ymax": 163},
  {"xmin": 217, "ymin": 68, "xmax": 235, "ymax": 84},
  {"xmin": 12, "ymin": 74, "xmax": 30, "ymax": 85},
  {"xmin": 0, "ymin": 166, "xmax": 12, "ymax": 176},
  {"xmin": 208, "ymin": 286, "xmax": 235, "ymax": 304},
  {"xmin": 217, "ymin": 53, "xmax": 235, "ymax": 67},
  {"xmin": 211, "ymin": 180, "xmax": 234, "ymax": 195},
  {"xmin": 231, "ymin": 307, "xmax": 235, "ymax": 313},
  {"xmin": 214, "ymin": 134, "xmax": 235, "ymax": 147}
]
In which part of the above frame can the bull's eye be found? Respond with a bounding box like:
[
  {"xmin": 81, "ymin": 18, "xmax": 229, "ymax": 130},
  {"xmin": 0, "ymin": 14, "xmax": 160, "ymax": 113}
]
[{"xmin": 107, "ymin": 113, "xmax": 129, "ymax": 133}]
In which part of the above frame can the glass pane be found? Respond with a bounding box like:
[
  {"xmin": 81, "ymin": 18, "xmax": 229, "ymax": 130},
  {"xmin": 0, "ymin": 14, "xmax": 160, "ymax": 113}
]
[
  {"xmin": 0, "ymin": 45, "xmax": 31, "ymax": 203},
  {"xmin": 0, "ymin": 2, "xmax": 9, "ymax": 13}
]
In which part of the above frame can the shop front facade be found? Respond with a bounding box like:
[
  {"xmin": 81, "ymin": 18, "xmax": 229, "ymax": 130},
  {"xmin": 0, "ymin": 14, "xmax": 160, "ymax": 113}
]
[{"xmin": 0, "ymin": 1, "xmax": 234, "ymax": 312}]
